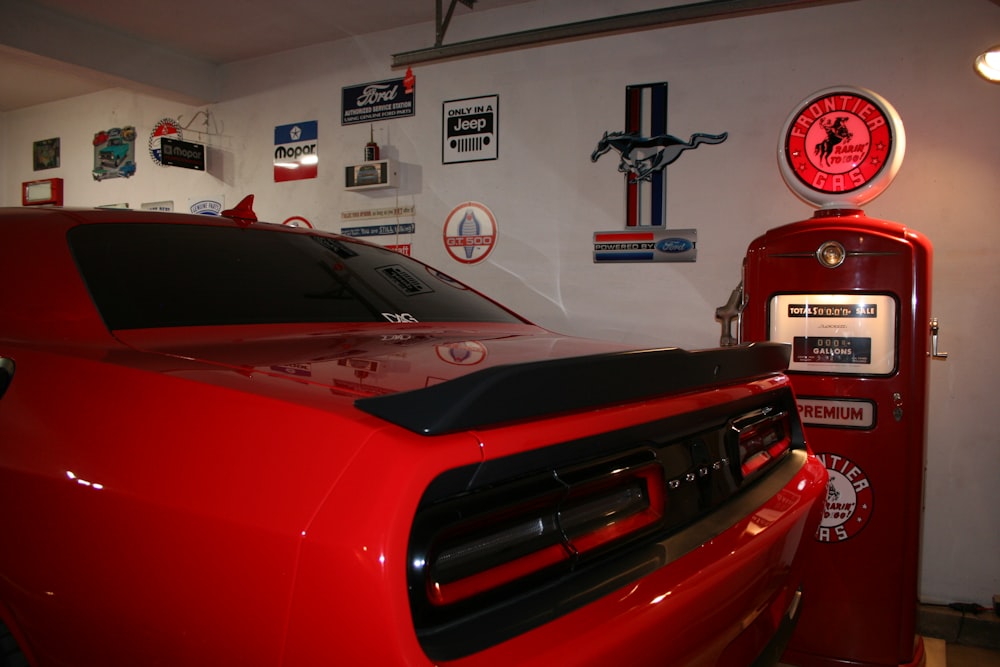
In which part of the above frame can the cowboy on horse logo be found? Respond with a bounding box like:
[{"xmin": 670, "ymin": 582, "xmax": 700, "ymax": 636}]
[
  {"xmin": 591, "ymin": 130, "xmax": 728, "ymax": 182},
  {"xmin": 814, "ymin": 116, "xmax": 852, "ymax": 167}
]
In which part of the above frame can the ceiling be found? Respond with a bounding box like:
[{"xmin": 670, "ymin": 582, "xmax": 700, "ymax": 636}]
[
  {"xmin": 8, "ymin": 0, "xmax": 984, "ymax": 113},
  {"xmin": 0, "ymin": 0, "xmax": 532, "ymax": 111}
]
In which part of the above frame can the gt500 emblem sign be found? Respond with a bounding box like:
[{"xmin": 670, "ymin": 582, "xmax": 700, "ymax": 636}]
[
  {"xmin": 274, "ymin": 121, "xmax": 318, "ymax": 182},
  {"xmin": 443, "ymin": 95, "xmax": 498, "ymax": 164},
  {"xmin": 815, "ymin": 452, "xmax": 873, "ymax": 543},
  {"xmin": 778, "ymin": 86, "xmax": 905, "ymax": 209},
  {"xmin": 443, "ymin": 202, "xmax": 497, "ymax": 264}
]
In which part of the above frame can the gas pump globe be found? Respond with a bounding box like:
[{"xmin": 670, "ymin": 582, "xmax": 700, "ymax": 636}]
[{"xmin": 729, "ymin": 86, "xmax": 948, "ymax": 667}]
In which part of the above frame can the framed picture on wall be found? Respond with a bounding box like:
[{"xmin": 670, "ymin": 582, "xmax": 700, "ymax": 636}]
[{"xmin": 33, "ymin": 138, "xmax": 60, "ymax": 171}]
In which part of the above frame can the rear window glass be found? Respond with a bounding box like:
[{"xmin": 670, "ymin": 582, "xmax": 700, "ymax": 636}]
[{"xmin": 68, "ymin": 223, "xmax": 525, "ymax": 330}]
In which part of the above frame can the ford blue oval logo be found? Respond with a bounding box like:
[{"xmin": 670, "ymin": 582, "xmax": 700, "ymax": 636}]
[{"xmin": 656, "ymin": 238, "xmax": 694, "ymax": 253}]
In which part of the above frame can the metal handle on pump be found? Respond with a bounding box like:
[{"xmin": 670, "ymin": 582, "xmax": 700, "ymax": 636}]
[{"xmin": 930, "ymin": 318, "xmax": 949, "ymax": 359}]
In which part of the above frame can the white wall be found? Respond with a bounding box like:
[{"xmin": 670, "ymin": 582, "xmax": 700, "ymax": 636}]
[{"xmin": 2, "ymin": 0, "xmax": 998, "ymax": 607}]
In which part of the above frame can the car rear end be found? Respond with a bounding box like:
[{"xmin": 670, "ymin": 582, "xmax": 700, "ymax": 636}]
[
  {"xmin": 280, "ymin": 344, "xmax": 827, "ymax": 666},
  {"xmin": 0, "ymin": 207, "xmax": 827, "ymax": 666}
]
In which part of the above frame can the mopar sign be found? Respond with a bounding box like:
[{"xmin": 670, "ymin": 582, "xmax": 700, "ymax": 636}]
[
  {"xmin": 443, "ymin": 95, "xmax": 498, "ymax": 164},
  {"xmin": 161, "ymin": 137, "xmax": 205, "ymax": 171},
  {"xmin": 273, "ymin": 121, "xmax": 318, "ymax": 182}
]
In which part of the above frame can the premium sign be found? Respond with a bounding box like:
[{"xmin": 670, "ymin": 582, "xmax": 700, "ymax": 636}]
[
  {"xmin": 798, "ymin": 397, "xmax": 876, "ymax": 429},
  {"xmin": 161, "ymin": 137, "xmax": 205, "ymax": 171}
]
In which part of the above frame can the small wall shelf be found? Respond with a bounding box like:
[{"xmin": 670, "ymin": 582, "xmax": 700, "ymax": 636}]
[{"xmin": 344, "ymin": 159, "xmax": 397, "ymax": 190}]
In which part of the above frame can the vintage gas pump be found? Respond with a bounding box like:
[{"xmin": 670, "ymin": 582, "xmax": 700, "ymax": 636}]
[{"xmin": 731, "ymin": 87, "xmax": 947, "ymax": 667}]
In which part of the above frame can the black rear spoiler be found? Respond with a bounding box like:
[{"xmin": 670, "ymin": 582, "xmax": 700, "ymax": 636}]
[{"xmin": 355, "ymin": 342, "xmax": 790, "ymax": 435}]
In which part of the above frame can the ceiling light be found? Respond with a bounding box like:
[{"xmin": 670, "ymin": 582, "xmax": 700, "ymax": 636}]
[{"xmin": 974, "ymin": 44, "xmax": 1000, "ymax": 82}]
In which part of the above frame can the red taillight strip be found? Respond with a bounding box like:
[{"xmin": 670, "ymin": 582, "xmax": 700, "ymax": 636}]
[
  {"xmin": 733, "ymin": 410, "xmax": 791, "ymax": 480},
  {"xmin": 426, "ymin": 463, "xmax": 665, "ymax": 607},
  {"xmin": 564, "ymin": 467, "xmax": 665, "ymax": 554},
  {"xmin": 429, "ymin": 542, "xmax": 571, "ymax": 606}
]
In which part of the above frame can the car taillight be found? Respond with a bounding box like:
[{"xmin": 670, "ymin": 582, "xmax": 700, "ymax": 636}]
[
  {"xmin": 729, "ymin": 407, "xmax": 792, "ymax": 481},
  {"xmin": 417, "ymin": 454, "xmax": 665, "ymax": 607},
  {"xmin": 409, "ymin": 394, "xmax": 805, "ymax": 661}
]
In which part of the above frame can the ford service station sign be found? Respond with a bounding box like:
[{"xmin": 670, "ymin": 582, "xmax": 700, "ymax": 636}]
[
  {"xmin": 342, "ymin": 73, "xmax": 415, "ymax": 126},
  {"xmin": 274, "ymin": 121, "xmax": 318, "ymax": 182}
]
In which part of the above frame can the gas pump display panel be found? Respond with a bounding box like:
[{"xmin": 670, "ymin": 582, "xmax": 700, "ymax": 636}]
[{"xmin": 769, "ymin": 293, "xmax": 897, "ymax": 375}]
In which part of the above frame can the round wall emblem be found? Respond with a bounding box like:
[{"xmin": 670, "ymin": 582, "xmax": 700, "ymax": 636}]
[
  {"xmin": 815, "ymin": 452, "xmax": 874, "ymax": 543},
  {"xmin": 778, "ymin": 86, "xmax": 905, "ymax": 209},
  {"xmin": 149, "ymin": 118, "xmax": 183, "ymax": 166},
  {"xmin": 443, "ymin": 201, "xmax": 497, "ymax": 264}
]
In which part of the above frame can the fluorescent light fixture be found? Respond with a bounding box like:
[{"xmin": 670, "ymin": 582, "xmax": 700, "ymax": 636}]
[{"xmin": 974, "ymin": 44, "xmax": 1000, "ymax": 82}]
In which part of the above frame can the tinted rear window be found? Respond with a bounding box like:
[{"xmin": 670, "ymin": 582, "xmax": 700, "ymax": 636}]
[{"xmin": 68, "ymin": 223, "xmax": 524, "ymax": 330}]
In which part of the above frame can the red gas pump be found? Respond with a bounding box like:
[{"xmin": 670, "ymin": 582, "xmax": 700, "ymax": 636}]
[{"xmin": 734, "ymin": 87, "xmax": 946, "ymax": 667}]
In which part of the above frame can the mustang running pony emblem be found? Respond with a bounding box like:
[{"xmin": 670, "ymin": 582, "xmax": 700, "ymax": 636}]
[{"xmin": 591, "ymin": 130, "xmax": 728, "ymax": 182}]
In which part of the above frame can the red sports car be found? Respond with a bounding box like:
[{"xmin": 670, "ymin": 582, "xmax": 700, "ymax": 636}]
[{"xmin": 0, "ymin": 202, "xmax": 826, "ymax": 666}]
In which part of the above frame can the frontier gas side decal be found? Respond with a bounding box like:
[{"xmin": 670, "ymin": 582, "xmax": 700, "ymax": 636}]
[{"xmin": 274, "ymin": 121, "xmax": 318, "ymax": 182}]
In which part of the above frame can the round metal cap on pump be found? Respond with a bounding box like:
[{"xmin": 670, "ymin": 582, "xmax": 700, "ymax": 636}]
[{"xmin": 778, "ymin": 86, "xmax": 905, "ymax": 209}]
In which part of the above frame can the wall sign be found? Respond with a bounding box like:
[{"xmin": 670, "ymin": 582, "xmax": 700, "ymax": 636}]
[
  {"xmin": 161, "ymin": 137, "xmax": 205, "ymax": 171},
  {"xmin": 592, "ymin": 228, "xmax": 696, "ymax": 263},
  {"xmin": 342, "ymin": 69, "xmax": 415, "ymax": 125},
  {"xmin": 148, "ymin": 118, "xmax": 183, "ymax": 166},
  {"xmin": 443, "ymin": 95, "xmax": 498, "ymax": 164},
  {"xmin": 443, "ymin": 202, "xmax": 497, "ymax": 265},
  {"xmin": 93, "ymin": 126, "xmax": 136, "ymax": 181},
  {"xmin": 274, "ymin": 121, "xmax": 318, "ymax": 182},
  {"xmin": 33, "ymin": 138, "xmax": 60, "ymax": 170},
  {"xmin": 341, "ymin": 205, "xmax": 415, "ymax": 222},
  {"xmin": 769, "ymin": 293, "xmax": 897, "ymax": 375},
  {"xmin": 590, "ymin": 82, "xmax": 727, "ymax": 229},
  {"xmin": 589, "ymin": 82, "xmax": 726, "ymax": 263},
  {"xmin": 189, "ymin": 196, "xmax": 224, "ymax": 216},
  {"xmin": 778, "ymin": 86, "xmax": 905, "ymax": 209}
]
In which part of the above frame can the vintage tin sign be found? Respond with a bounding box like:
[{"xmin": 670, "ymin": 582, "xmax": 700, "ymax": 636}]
[
  {"xmin": 443, "ymin": 95, "xmax": 498, "ymax": 164},
  {"xmin": 274, "ymin": 121, "xmax": 318, "ymax": 182},
  {"xmin": 342, "ymin": 72, "xmax": 415, "ymax": 125},
  {"xmin": 592, "ymin": 228, "xmax": 697, "ymax": 263}
]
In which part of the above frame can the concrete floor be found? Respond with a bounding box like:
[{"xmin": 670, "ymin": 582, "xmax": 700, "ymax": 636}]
[
  {"xmin": 779, "ymin": 638, "xmax": 1000, "ymax": 667},
  {"xmin": 938, "ymin": 640, "xmax": 1000, "ymax": 667}
]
